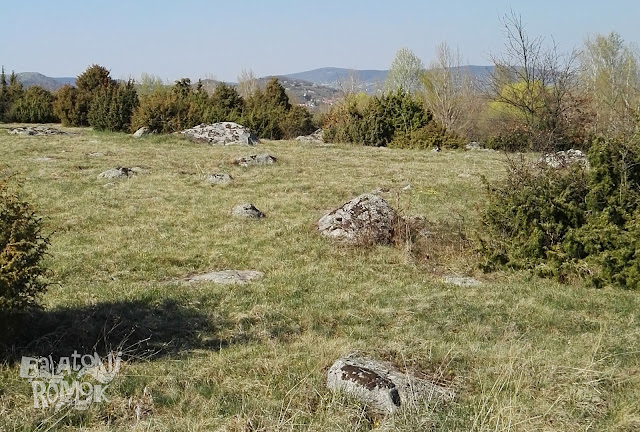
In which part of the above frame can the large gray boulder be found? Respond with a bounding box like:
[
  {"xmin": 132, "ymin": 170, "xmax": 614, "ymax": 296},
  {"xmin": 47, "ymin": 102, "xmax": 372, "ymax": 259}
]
[
  {"xmin": 317, "ymin": 194, "xmax": 398, "ymax": 244},
  {"xmin": 538, "ymin": 149, "xmax": 589, "ymax": 169},
  {"xmin": 181, "ymin": 122, "xmax": 259, "ymax": 145},
  {"xmin": 327, "ymin": 355, "xmax": 455, "ymax": 415}
]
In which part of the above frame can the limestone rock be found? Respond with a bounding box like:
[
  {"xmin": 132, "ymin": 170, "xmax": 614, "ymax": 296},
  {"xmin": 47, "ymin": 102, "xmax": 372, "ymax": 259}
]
[
  {"xmin": 181, "ymin": 122, "xmax": 259, "ymax": 145},
  {"xmin": 465, "ymin": 141, "xmax": 482, "ymax": 150},
  {"xmin": 187, "ymin": 270, "xmax": 263, "ymax": 284},
  {"xmin": 133, "ymin": 127, "xmax": 150, "ymax": 138},
  {"xmin": 538, "ymin": 149, "xmax": 589, "ymax": 169},
  {"xmin": 232, "ymin": 203, "xmax": 265, "ymax": 218},
  {"xmin": 235, "ymin": 153, "xmax": 277, "ymax": 167},
  {"xmin": 206, "ymin": 173, "xmax": 233, "ymax": 185},
  {"xmin": 97, "ymin": 166, "xmax": 145, "ymax": 180},
  {"xmin": 8, "ymin": 126, "xmax": 69, "ymax": 136},
  {"xmin": 295, "ymin": 129, "xmax": 324, "ymax": 144},
  {"xmin": 318, "ymin": 194, "xmax": 398, "ymax": 244},
  {"xmin": 327, "ymin": 355, "xmax": 455, "ymax": 415}
]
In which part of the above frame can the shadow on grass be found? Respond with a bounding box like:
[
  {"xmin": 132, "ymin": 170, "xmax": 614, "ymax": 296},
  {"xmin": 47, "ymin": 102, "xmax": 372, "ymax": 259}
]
[{"xmin": 0, "ymin": 298, "xmax": 239, "ymax": 364}]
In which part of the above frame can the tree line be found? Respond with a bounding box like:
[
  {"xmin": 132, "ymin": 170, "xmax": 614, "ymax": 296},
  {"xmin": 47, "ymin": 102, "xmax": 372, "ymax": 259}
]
[{"xmin": 0, "ymin": 65, "xmax": 315, "ymax": 140}]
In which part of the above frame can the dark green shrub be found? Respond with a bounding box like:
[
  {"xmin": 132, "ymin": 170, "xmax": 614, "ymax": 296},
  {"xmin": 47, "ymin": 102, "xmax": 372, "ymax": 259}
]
[
  {"xmin": 479, "ymin": 138, "xmax": 640, "ymax": 288},
  {"xmin": 390, "ymin": 121, "xmax": 464, "ymax": 149},
  {"xmin": 280, "ymin": 104, "xmax": 315, "ymax": 138},
  {"xmin": 131, "ymin": 79, "xmax": 198, "ymax": 133},
  {"xmin": 203, "ymin": 83, "xmax": 244, "ymax": 123},
  {"xmin": 53, "ymin": 85, "xmax": 86, "ymax": 127},
  {"xmin": 9, "ymin": 86, "xmax": 58, "ymax": 123},
  {"xmin": 88, "ymin": 80, "xmax": 139, "ymax": 131},
  {"xmin": 241, "ymin": 78, "xmax": 313, "ymax": 140},
  {"xmin": 321, "ymin": 90, "xmax": 454, "ymax": 148},
  {"xmin": 0, "ymin": 178, "xmax": 50, "ymax": 314},
  {"xmin": 76, "ymin": 64, "xmax": 114, "ymax": 94}
]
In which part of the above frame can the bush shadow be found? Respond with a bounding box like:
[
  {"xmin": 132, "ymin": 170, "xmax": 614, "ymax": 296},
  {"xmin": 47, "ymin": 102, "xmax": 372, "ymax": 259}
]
[{"xmin": 0, "ymin": 298, "xmax": 238, "ymax": 365}]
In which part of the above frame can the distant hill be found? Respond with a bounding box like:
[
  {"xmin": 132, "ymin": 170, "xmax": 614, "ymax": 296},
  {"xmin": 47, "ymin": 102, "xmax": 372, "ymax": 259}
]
[
  {"xmin": 283, "ymin": 65, "xmax": 494, "ymax": 94},
  {"xmin": 15, "ymin": 72, "xmax": 75, "ymax": 92}
]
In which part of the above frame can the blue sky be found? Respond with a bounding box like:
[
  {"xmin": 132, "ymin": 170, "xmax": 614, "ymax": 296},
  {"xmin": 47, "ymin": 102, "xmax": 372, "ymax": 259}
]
[{"xmin": 1, "ymin": 1, "xmax": 638, "ymax": 82}]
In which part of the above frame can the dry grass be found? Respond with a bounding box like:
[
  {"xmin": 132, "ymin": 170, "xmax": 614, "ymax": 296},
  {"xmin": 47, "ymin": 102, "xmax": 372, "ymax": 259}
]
[{"xmin": 0, "ymin": 124, "xmax": 639, "ymax": 431}]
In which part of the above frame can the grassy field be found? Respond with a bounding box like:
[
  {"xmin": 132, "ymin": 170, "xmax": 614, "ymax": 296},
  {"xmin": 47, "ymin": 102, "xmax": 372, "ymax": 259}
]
[{"xmin": 0, "ymin": 125, "xmax": 639, "ymax": 431}]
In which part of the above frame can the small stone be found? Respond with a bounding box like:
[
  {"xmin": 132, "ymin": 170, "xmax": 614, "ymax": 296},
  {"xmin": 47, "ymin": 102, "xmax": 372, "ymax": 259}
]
[
  {"xmin": 465, "ymin": 141, "xmax": 482, "ymax": 150},
  {"xmin": 235, "ymin": 154, "xmax": 277, "ymax": 167},
  {"xmin": 206, "ymin": 173, "xmax": 233, "ymax": 185},
  {"xmin": 97, "ymin": 167, "xmax": 135, "ymax": 180},
  {"xmin": 232, "ymin": 203, "xmax": 265, "ymax": 218},
  {"xmin": 133, "ymin": 127, "xmax": 150, "ymax": 138},
  {"xmin": 295, "ymin": 129, "xmax": 324, "ymax": 144}
]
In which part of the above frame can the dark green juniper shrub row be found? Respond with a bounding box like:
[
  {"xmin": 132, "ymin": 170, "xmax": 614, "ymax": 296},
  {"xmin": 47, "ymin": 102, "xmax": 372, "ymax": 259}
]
[{"xmin": 479, "ymin": 137, "xmax": 640, "ymax": 288}]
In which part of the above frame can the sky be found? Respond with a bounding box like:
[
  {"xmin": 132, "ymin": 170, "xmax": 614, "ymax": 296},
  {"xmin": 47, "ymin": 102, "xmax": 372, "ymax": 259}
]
[{"xmin": 1, "ymin": 0, "xmax": 639, "ymax": 82}]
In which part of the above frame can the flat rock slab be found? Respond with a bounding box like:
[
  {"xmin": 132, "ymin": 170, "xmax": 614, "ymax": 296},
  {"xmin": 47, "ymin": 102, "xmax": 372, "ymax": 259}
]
[
  {"xmin": 235, "ymin": 153, "xmax": 277, "ymax": 167},
  {"xmin": 97, "ymin": 166, "xmax": 146, "ymax": 180},
  {"xmin": 8, "ymin": 126, "xmax": 69, "ymax": 136},
  {"xmin": 232, "ymin": 203, "xmax": 265, "ymax": 218},
  {"xmin": 318, "ymin": 193, "xmax": 398, "ymax": 244},
  {"xmin": 32, "ymin": 156, "xmax": 57, "ymax": 162},
  {"xmin": 206, "ymin": 173, "xmax": 233, "ymax": 185},
  {"xmin": 181, "ymin": 122, "xmax": 259, "ymax": 145},
  {"xmin": 187, "ymin": 270, "xmax": 264, "ymax": 284},
  {"xmin": 327, "ymin": 355, "xmax": 455, "ymax": 415},
  {"xmin": 442, "ymin": 275, "xmax": 482, "ymax": 287}
]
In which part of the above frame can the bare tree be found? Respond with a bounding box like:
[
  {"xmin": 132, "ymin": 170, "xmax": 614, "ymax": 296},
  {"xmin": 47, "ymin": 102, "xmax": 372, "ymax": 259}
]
[
  {"xmin": 237, "ymin": 68, "xmax": 259, "ymax": 98},
  {"xmin": 336, "ymin": 69, "xmax": 362, "ymax": 99},
  {"xmin": 384, "ymin": 47, "xmax": 424, "ymax": 95},
  {"xmin": 421, "ymin": 42, "xmax": 481, "ymax": 137},
  {"xmin": 580, "ymin": 32, "xmax": 640, "ymax": 139},
  {"xmin": 489, "ymin": 10, "xmax": 580, "ymax": 150}
]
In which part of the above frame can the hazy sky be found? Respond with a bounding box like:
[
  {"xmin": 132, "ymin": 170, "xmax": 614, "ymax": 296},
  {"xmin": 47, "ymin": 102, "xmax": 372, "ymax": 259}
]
[{"xmin": 1, "ymin": 1, "xmax": 638, "ymax": 82}]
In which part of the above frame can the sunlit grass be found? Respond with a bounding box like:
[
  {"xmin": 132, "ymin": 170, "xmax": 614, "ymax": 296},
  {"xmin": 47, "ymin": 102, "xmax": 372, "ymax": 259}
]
[{"xmin": 0, "ymin": 125, "xmax": 638, "ymax": 431}]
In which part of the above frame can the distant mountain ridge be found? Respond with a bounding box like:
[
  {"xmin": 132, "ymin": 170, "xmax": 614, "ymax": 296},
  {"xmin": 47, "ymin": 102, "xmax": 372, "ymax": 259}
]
[
  {"xmin": 15, "ymin": 72, "xmax": 75, "ymax": 92},
  {"xmin": 283, "ymin": 65, "xmax": 494, "ymax": 93}
]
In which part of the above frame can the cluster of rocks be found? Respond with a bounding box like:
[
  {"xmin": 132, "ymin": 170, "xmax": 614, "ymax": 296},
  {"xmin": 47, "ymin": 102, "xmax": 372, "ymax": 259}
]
[
  {"xmin": 181, "ymin": 122, "xmax": 259, "ymax": 145},
  {"xmin": 234, "ymin": 153, "xmax": 277, "ymax": 167},
  {"xmin": 8, "ymin": 126, "xmax": 69, "ymax": 136},
  {"xmin": 97, "ymin": 166, "xmax": 145, "ymax": 180},
  {"xmin": 317, "ymin": 194, "xmax": 398, "ymax": 245},
  {"xmin": 538, "ymin": 149, "xmax": 589, "ymax": 169},
  {"xmin": 327, "ymin": 355, "xmax": 455, "ymax": 415},
  {"xmin": 295, "ymin": 129, "xmax": 324, "ymax": 144}
]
